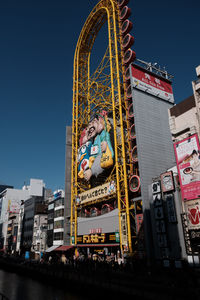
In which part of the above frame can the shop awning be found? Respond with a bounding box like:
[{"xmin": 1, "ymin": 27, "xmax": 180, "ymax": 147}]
[
  {"xmin": 45, "ymin": 245, "xmax": 59, "ymax": 252},
  {"xmin": 55, "ymin": 245, "xmax": 74, "ymax": 251}
]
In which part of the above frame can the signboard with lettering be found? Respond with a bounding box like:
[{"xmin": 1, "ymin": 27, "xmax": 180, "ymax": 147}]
[
  {"xmin": 131, "ymin": 65, "xmax": 174, "ymax": 103},
  {"xmin": 166, "ymin": 194, "xmax": 177, "ymax": 223},
  {"xmin": 79, "ymin": 181, "xmax": 116, "ymax": 204},
  {"xmin": 185, "ymin": 199, "xmax": 200, "ymax": 230},
  {"xmin": 77, "ymin": 232, "xmax": 119, "ymax": 245}
]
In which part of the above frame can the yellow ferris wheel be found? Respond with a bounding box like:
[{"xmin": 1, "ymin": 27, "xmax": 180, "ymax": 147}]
[{"xmin": 71, "ymin": 0, "xmax": 139, "ymax": 254}]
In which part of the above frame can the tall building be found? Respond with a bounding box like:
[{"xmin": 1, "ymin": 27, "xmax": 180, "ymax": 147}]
[
  {"xmin": 47, "ymin": 198, "xmax": 54, "ymax": 248},
  {"xmin": 0, "ymin": 187, "xmax": 30, "ymax": 250},
  {"xmin": 169, "ymin": 65, "xmax": 200, "ymax": 142},
  {"xmin": 168, "ymin": 65, "xmax": 200, "ymax": 265},
  {"xmin": 32, "ymin": 213, "xmax": 48, "ymax": 257},
  {"xmin": 22, "ymin": 197, "xmax": 46, "ymax": 252},
  {"xmin": 53, "ymin": 190, "xmax": 65, "ymax": 246}
]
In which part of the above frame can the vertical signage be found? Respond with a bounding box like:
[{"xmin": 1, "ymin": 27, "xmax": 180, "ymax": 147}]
[{"xmin": 174, "ymin": 134, "xmax": 200, "ymax": 201}]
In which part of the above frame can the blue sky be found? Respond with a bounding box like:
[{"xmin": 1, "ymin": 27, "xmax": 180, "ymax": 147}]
[{"xmin": 0, "ymin": 0, "xmax": 199, "ymax": 191}]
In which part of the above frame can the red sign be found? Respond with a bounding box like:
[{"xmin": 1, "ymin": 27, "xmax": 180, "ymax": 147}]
[
  {"xmin": 174, "ymin": 134, "xmax": 200, "ymax": 201},
  {"xmin": 131, "ymin": 65, "xmax": 174, "ymax": 103},
  {"xmin": 185, "ymin": 199, "xmax": 200, "ymax": 230},
  {"xmin": 136, "ymin": 214, "xmax": 143, "ymax": 233}
]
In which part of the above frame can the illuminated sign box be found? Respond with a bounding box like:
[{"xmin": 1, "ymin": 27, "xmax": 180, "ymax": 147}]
[{"xmin": 77, "ymin": 232, "xmax": 119, "ymax": 245}]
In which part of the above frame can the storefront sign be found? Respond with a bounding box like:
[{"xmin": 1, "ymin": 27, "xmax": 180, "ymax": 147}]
[
  {"xmin": 131, "ymin": 65, "xmax": 174, "ymax": 103},
  {"xmin": 79, "ymin": 181, "xmax": 116, "ymax": 204},
  {"xmin": 174, "ymin": 134, "xmax": 200, "ymax": 201},
  {"xmin": 77, "ymin": 232, "xmax": 119, "ymax": 245}
]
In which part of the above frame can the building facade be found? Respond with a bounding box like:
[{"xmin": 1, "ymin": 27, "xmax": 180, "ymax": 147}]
[
  {"xmin": 168, "ymin": 65, "xmax": 200, "ymax": 266},
  {"xmin": 53, "ymin": 190, "xmax": 65, "ymax": 246}
]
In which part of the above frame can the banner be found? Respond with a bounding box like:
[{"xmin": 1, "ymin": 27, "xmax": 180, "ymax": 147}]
[
  {"xmin": 79, "ymin": 181, "xmax": 116, "ymax": 204},
  {"xmin": 174, "ymin": 134, "xmax": 200, "ymax": 201}
]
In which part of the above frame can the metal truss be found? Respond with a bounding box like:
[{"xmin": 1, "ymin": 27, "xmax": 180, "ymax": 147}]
[{"xmin": 71, "ymin": 0, "xmax": 136, "ymax": 253}]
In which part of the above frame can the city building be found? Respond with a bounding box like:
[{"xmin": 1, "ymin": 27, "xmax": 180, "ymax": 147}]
[
  {"xmin": 21, "ymin": 197, "xmax": 46, "ymax": 253},
  {"xmin": 32, "ymin": 213, "xmax": 48, "ymax": 258},
  {"xmin": 53, "ymin": 190, "xmax": 65, "ymax": 247},
  {"xmin": 168, "ymin": 65, "xmax": 200, "ymax": 266},
  {"xmin": 169, "ymin": 66, "xmax": 200, "ymax": 142},
  {"xmin": 0, "ymin": 184, "xmax": 13, "ymax": 193},
  {"xmin": 47, "ymin": 198, "xmax": 54, "ymax": 248},
  {"xmin": 6, "ymin": 212, "xmax": 19, "ymax": 253},
  {"xmin": 0, "ymin": 187, "xmax": 30, "ymax": 250}
]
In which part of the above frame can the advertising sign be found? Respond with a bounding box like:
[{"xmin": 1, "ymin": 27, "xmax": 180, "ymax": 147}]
[
  {"xmin": 79, "ymin": 181, "xmax": 116, "ymax": 204},
  {"xmin": 185, "ymin": 199, "xmax": 200, "ymax": 230},
  {"xmin": 136, "ymin": 214, "xmax": 143, "ymax": 233},
  {"xmin": 165, "ymin": 194, "xmax": 177, "ymax": 223},
  {"xmin": 131, "ymin": 65, "xmax": 174, "ymax": 103},
  {"xmin": 174, "ymin": 134, "xmax": 200, "ymax": 201},
  {"xmin": 77, "ymin": 232, "xmax": 119, "ymax": 245},
  {"xmin": 161, "ymin": 171, "xmax": 175, "ymax": 193},
  {"xmin": 77, "ymin": 110, "xmax": 114, "ymax": 185},
  {"xmin": 8, "ymin": 199, "xmax": 20, "ymax": 213}
]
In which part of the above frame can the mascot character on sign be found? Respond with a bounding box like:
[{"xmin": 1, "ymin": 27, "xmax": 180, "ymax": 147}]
[{"xmin": 77, "ymin": 110, "xmax": 114, "ymax": 184}]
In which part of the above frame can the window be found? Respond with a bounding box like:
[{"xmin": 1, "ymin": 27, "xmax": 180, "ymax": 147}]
[
  {"xmin": 54, "ymin": 209, "xmax": 64, "ymax": 218},
  {"xmin": 53, "ymin": 232, "xmax": 63, "ymax": 240},
  {"xmin": 55, "ymin": 198, "xmax": 64, "ymax": 207},
  {"xmin": 54, "ymin": 220, "xmax": 64, "ymax": 229},
  {"xmin": 48, "ymin": 213, "xmax": 54, "ymax": 220},
  {"xmin": 48, "ymin": 203, "xmax": 54, "ymax": 210},
  {"xmin": 48, "ymin": 224, "xmax": 53, "ymax": 230}
]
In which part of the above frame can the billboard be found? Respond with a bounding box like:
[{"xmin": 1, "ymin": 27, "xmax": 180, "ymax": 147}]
[
  {"xmin": 185, "ymin": 199, "xmax": 200, "ymax": 230},
  {"xmin": 78, "ymin": 181, "xmax": 116, "ymax": 205},
  {"xmin": 174, "ymin": 134, "xmax": 200, "ymax": 201},
  {"xmin": 77, "ymin": 110, "xmax": 114, "ymax": 186},
  {"xmin": 77, "ymin": 232, "xmax": 119, "ymax": 245},
  {"xmin": 185, "ymin": 199, "xmax": 200, "ymax": 253},
  {"xmin": 131, "ymin": 65, "xmax": 174, "ymax": 103}
]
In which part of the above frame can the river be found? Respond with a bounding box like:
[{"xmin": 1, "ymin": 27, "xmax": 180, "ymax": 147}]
[{"xmin": 0, "ymin": 269, "xmax": 85, "ymax": 300}]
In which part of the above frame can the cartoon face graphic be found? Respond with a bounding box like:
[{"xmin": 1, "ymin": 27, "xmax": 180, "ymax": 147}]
[{"xmin": 78, "ymin": 141, "xmax": 92, "ymax": 178}]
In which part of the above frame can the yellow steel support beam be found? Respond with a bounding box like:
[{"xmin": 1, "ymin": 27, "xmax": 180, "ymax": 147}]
[{"xmin": 71, "ymin": 0, "xmax": 135, "ymax": 254}]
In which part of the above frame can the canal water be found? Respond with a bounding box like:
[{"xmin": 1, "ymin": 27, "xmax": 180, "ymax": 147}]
[{"xmin": 0, "ymin": 269, "xmax": 85, "ymax": 300}]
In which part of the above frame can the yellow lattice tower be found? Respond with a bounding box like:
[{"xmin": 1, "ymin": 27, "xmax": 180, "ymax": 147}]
[{"xmin": 71, "ymin": 0, "xmax": 136, "ymax": 253}]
